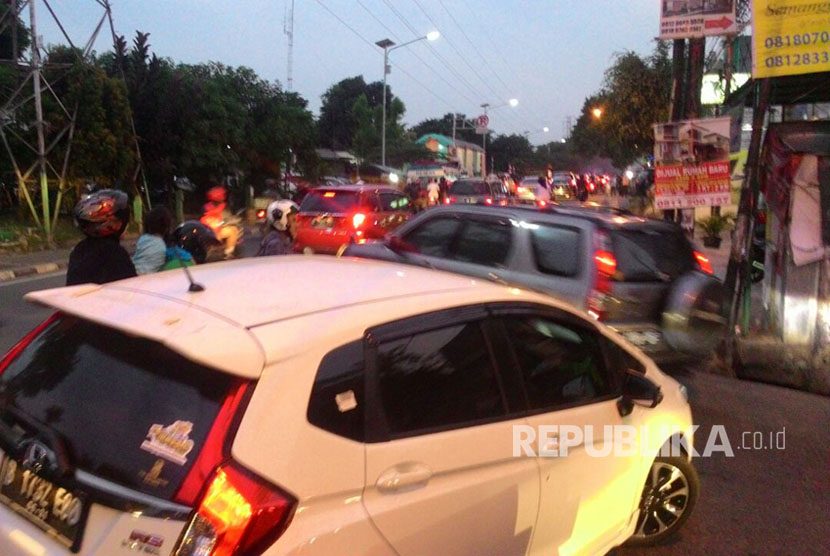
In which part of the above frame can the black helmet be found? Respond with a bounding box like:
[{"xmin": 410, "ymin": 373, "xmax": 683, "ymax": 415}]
[
  {"xmin": 172, "ymin": 220, "xmax": 220, "ymax": 264},
  {"xmin": 73, "ymin": 189, "xmax": 130, "ymax": 238}
]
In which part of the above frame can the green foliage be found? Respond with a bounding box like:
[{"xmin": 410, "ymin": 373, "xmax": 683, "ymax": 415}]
[
  {"xmin": 351, "ymin": 94, "xmax": 377, "ymax": 164},
  {"xmin": 570, "ymin": 43, "xmax": 672, "ymax": 167},
  {"xmin": 411, "ymin": 113, "xmax": 479, "ymax": 144},
  {"xmin": 488, "ymin": 134, "xmax": 534, "ymax": 175},
  {"xmin": 696, "ymin": 213, "xmax": 734, "ymax": 238}
]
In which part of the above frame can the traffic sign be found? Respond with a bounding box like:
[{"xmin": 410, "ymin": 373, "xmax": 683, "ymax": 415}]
[{"xmin": 475, "ymin": 114, "xmax": 489, "ymax": 135}]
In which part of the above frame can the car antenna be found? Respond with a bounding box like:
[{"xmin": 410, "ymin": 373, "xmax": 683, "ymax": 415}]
[{"xmin": 172, "ymin": 250, "xmax": 205, "ymax": 292}]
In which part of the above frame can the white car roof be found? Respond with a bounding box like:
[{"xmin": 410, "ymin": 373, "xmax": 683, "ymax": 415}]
[{"xmin": 26, "ymin": 256, "xmax": 578, "ymax": 378}]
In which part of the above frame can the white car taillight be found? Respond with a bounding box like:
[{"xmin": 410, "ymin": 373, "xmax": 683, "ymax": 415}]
[{"xmin": 174, "ymin": 463, "xmax": 295, "ymax": 556}]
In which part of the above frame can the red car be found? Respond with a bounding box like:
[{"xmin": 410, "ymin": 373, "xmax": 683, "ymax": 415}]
[{"xmin": 294, "ymin": 185, "xmax": 413, "ymax": 254}]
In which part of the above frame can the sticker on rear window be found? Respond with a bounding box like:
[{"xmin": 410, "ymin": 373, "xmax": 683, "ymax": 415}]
[
  {"xmin": 140, "ymin": 421, "xmax": 195, "ymax": 466},
  {"xmin": 139, "ymin": 459, "xmax": 170, "ymax": 488}
]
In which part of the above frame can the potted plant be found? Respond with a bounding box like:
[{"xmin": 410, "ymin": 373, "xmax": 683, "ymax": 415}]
[{"xmin": 696, "ymin": 213, "xmax": 733, "ymax": 248}]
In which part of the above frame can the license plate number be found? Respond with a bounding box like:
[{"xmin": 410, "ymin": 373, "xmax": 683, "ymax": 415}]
[{"xmin": 0, "ymin": 456, "xmax": 87, "ymax": 551}]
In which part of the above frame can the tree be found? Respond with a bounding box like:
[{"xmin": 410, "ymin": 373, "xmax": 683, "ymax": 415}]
[
  {"xmin": 569, "ymin": 43, "xmax": 672, "ymax": 167},
  {"xmin": 488, "ymin": 134, "xmax": 534, "ymax": 175},
  {"xmin": 411, "ymin": 113, "xmax": 479, "ymax": 143},
  {"xmin": 351, "ymin": 94, "xmax": 377, "ymax": 165},
  {"xmin": 318, "ymin": 76, "xmax": 397, "ymax": 150}
]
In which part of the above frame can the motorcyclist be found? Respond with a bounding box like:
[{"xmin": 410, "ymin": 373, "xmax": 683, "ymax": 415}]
[
  {"xmin": 200, "ymin": 186, "xmax": 239, "ymax": 258},
  {"xmin": 66, "ymin": 189, "xmax": 137, "ymax": 286},
  {"xmin": 161, "ymin": 220, "xmax": 220, "ymax": 269},
  {"xmin": 258, "ymin": 199, "xmax": 299, "ymax": 256}
]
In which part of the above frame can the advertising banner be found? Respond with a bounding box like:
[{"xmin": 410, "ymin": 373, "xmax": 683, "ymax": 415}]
[
  {"xmin": 660, "ymin": 0, "xmax": 737, "ymax": 39},
  {"xmin": 752, "ymin": 0, "xmax": 830, "ymax": 78},
  {"xmin": 653, "ymin": 117, "xmax": 732, "ymax": 209}
]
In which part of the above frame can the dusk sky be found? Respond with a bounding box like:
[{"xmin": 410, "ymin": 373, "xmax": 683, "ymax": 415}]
[{"xmin": 42, "ymin": 1, "xmax": 661, "ymax": 144}]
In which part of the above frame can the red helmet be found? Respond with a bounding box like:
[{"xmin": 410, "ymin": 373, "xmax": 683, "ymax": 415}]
[
  {"xmin": 73, "ymin": 189, "xmax": 129, "ymax": 238},
  {"xmin": 206, "ymin": 186, "xmax": 227, "ymax": 202}
]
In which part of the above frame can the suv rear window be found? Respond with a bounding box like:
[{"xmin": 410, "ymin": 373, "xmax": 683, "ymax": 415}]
[
  {"xmin": 611, "ymin": 229, "xmax": 695, "ymax": 282},
  {"xmin": 451, "ymin": 181, "xmax": 490, "ymax": 195},
  {"xmin": 0, "ymin": 316, "xmax": 242, "ymax": 501},
  {"xmin": 300, "ymin": 190, "xmax": 362, "ymax": 213}
]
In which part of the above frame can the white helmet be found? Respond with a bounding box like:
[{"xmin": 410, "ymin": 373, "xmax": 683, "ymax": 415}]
[{"xmin": 267, "ymin": 199, "xmax": 299, "ymax": 231}]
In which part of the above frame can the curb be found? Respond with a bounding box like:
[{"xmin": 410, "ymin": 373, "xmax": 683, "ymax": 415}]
[{"xmin": 0, "ymin": 262, "xmax": 67, "ymax": 283}]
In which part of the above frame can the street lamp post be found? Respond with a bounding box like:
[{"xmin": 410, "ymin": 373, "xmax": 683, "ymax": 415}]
[
  {"xmin": 377, "ymin": 31, "xmax": 439, "ymax": 167},
  {"xmin": 480, "ymin": 98, "xmax": 518, "ymax": 177}
]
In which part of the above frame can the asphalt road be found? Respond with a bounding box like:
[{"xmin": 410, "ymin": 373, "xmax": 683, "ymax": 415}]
[{"xmin": 1, "ymin": 246, "xmax": 829, "ymax": 555}]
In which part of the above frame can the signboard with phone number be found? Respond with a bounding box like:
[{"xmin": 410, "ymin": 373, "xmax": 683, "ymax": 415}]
[{"xmin": 752, "ymin": 0, "xmax": 830, "ymax": 78}]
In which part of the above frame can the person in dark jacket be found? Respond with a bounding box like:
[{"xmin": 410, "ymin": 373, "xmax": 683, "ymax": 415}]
[
  {"xmin": 66, "ymin": 189, "xmax": 136, "ymax": 285},
  {"xmin": 258, "ymin": 199, "xmax": 299, "ymax": 256}
]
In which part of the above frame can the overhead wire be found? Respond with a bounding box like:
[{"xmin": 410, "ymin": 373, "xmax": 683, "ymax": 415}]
[{"xmin": 312, "ymin": 0, "xmax": 458, "ymax": 112}]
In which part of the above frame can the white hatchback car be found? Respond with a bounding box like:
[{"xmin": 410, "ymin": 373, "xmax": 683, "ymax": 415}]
[{"xmin": 0, "ymin": 256, "xmax": 698, "ymax": 556}]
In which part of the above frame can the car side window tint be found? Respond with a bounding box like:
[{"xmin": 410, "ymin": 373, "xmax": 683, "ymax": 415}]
[
  {"xmin": 503, "ymin": 316, "xmax": 613, "ymax": 410},
  {"xmin": 376, "ymin": 322, "xmax": 506, "ymax": 435},
  {"xmin": 307, "ymin": 341, "xmax": 365, "ymax": 441},
  {"xmin": 603, "ymin": 337, "xmax": 646, "ymax": 375},
  {"xmin": 451, "ymin": 219, "xmax": 512, "ymax": 266},
  {"xmin": 530, "ymin": 225, "xmax": 581, "ymax": 276},
  {"xmin": 380, "ymin": 192, "xmax": 410, "ymax": 211},
  {"xmin": 403, "ymin": 217, "xmax": 461, "ymax": 257},
  {"xmin": 362, "ymin": 193, "xmax": 381, "ymax": 212}
]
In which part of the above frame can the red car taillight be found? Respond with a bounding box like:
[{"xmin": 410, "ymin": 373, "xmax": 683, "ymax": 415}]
[
  {"xmin": 587, "ymin": 233, "xmax": 617, "ymax": 321},
  {"xmin": 537, "ymin": 200, "xmax": 548, "ymax": 208},
  {"xmin": 444, "ymin": 196, "xmax": 455, "ymax": 205},
  {"xmin": 0, "ymin": 312, "xmax": 59, "ymax": 376},
  {"xmin": 484, "ymin": 198, "xmax": 493, "ymax": 205},
  {"xmin": 352, "ymin": 212, "xmax": 367, "ymax": 229},
  {"xmin": 173, "ymin": 381, "xmax": 296, "ymax": 556},
  {"xmin": 694, "ymin": 251, "xmax": 713, "ymax": 275},
  {"xmin": 498, "ymin": 199, "xmax": 508, "ymax": 206},
  {"xmin": 175, "ymin": 462, "xmax": 296, "ymax": 556}
]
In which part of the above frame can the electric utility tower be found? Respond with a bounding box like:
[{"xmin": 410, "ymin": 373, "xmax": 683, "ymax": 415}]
[{"xmin": 0, "ymin": 0, "xmax": 146, "ymax": 241}]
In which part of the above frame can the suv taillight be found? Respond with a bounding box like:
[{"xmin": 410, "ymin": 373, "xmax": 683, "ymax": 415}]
[
  {"xmin": 352, "ymin": 212, "xmax": 367, "ymax": 229},
  {"xmin": 0, "ymin": 313, "xmax": 58, "ymax": 376},
  {"xmin": 694, "ymin": 251, "xmax": 713, "ymax": 274},
  {"xmin": 174, "ymin": 462, "xmax": 296, "ymax": 556},
  {"xmin": 587, "ymin": 233, "xmax": 617, "ymax": 321}
]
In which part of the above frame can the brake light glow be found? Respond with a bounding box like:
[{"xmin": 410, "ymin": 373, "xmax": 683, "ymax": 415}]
[
  {"xmin": 0, "ymin": 313, "xmax": 58, "ymax": 376},
  {"xmin": 323, "ymin": 191, "xmax": 336, "ymax": 198},
  {"xmin": 537, "ymin": 200, "xmax": 547, "ymax": 208},
  {"xmin": 594, "ymin": 250, "xmax": 618, "ymax": 276},
  {"xmin": 444, "ymin": 196, "xmax": 454, "ymax": 205},
  {"xmin": 498, "ymin": 199, "xmax": 509, "ymax": 206},
  {"xmin": 694, "ymin": 251, "xmax": 713, "ymax": 275},
  {"xmin": 484, "ymin": 198, "xmax": 493, "ymax": 205},
  {"xmin": 352, "ymin": 212, "xmax": 366, "ymax": 229},
  {"xmin": 256, "ymin": 209, "xmax": 266, "ymax": 219},
  {"xmin": 175, "ymin": 462, "xmax": 296, "ymax": 556}
]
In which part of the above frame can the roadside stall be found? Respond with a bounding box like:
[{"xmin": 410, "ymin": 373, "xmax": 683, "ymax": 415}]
[{"xmin": 723, "ymin": 74, "xmax": 830, "ymax": 394}]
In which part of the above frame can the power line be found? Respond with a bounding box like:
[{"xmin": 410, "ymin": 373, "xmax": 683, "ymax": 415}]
[
  {"xmin": 312, "ymin": 0, "xmax": 457, "ymax": 112},
  {"xmin": 410, "ymin": 0, "xmax": 532, "ymax": 134}
]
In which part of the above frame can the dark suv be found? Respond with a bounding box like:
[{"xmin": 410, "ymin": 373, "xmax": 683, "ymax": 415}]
[{"xmin": 344, "ymin": 204, "xmax": 725, "ymax": 362}]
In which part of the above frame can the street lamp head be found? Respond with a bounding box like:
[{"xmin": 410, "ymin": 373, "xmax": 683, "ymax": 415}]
[
  {"xmin": 592, "ymin": 107, "xmax": 603, "ymax": 119},
  {"xmin": 543, "ymin": 126, "xmax": 550, "ymax": 133},
  {"xmin": 376, "ymin": 38, "xmax": 395, "ymax": 49},
  {"xmin": 426, "ymin": 30, "xmax": 440, "ymax": 41},
  {"xmin": 508, "ymin": 98, "xmax": 519, "ymax": 107}
]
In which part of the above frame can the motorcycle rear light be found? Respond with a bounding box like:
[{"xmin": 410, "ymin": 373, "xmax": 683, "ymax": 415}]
[
  {"xmin": 498, "ymin": 199, "xmax": 508, "ymax": 206},
  {"xmin": 256, "ymin": 209, "xmax": 266, "ymax": 219},
  {"xmin": 174, "ymin": 463, "xmax": 296, "ymax": 556},
  {"xmin": 694, "ymin": 251, "xmax": 713, "ymax": 275},
  {"xmin": 0, "ymin": 313, "xmax": 59, "ymax": 376},
  {"xmin": 352, "ymin": 212, "xmax": 367, "ymax": 229},
  {"xmin": 537, "ymin": 200, "xmax": 547, "ymax": 208},
  {"xmin": 444, "ymin": 196, "xmax": 455, "ymax": 205},
  {"xmin": 484, "ymin": 198, "xmax": 493, "ymax": 205}
]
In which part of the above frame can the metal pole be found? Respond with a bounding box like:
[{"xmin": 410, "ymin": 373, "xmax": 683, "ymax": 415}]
[
  {"xmin": 381, "ymin": 47, "xmax": 388, "ymax": 167},
  {"xmin": 482, "ymin": 105, "xmax": 488, "ymax": 178},
  {"xmin": 30, "ymin": 0, "xmax": 51, "ymax": 241}
]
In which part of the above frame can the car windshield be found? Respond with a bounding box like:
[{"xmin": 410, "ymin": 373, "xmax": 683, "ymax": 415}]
[
  {"xmin": 300, "ymin": 190, "xmax": 362, "ymax": 213},
  {"xmin": 0, "ymin": 316, "xmax": 242, "ymax": 501},
  {"xmin": 451, "ymin": 181, "xmax": 490, "ymax": 195}
]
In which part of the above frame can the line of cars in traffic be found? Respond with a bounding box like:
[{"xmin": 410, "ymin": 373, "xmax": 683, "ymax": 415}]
[{"xmin": 0, "ymin": 173, "xmax": 717, "ymax": 555}]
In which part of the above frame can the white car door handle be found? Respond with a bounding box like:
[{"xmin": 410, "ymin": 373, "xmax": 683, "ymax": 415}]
[{"xmin": 376, "ymin": 463, "xmax": 433, "ymax": 493}]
